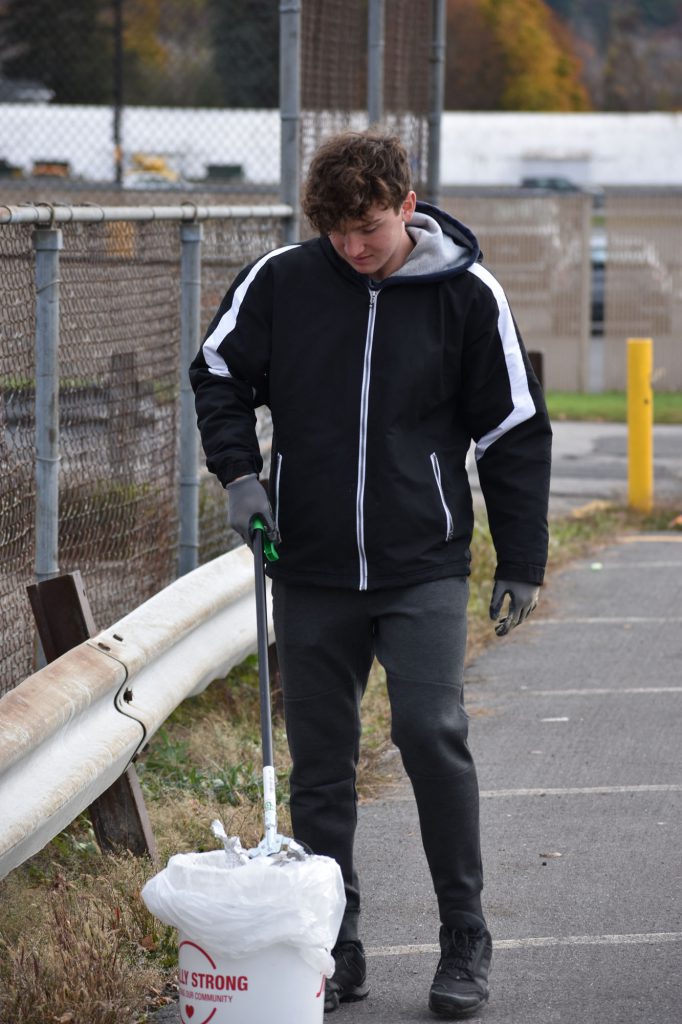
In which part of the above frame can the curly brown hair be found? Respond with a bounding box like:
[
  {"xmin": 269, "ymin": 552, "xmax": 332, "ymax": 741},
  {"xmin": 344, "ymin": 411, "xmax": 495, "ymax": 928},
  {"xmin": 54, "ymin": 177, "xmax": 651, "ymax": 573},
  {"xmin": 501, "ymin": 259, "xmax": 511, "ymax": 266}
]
[{"xmin": 302, "ymin": 130, "xmax": 412, "ymax": 235}]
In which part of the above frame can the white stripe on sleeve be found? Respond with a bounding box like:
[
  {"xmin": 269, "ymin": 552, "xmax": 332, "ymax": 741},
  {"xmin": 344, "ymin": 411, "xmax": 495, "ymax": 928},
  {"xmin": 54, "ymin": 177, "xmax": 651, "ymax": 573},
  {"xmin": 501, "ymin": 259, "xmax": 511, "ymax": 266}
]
[
  {"xmin": 202, "ymin": 244, "xmax": 300, "ymax": 377},
  {"xmin": 467, "ymin": 262, "xmax": 536, "ymax": 461}
]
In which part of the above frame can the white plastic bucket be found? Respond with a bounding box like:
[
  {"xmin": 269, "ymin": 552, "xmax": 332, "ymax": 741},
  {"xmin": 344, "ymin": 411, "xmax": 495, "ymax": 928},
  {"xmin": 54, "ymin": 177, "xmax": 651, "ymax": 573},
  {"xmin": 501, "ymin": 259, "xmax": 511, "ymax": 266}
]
[
  {"xmin": 177, "ymin": 934, "xmax": 325, "ymax": 1024},
  {"xmin": 141, "ymin": 847, "xmax": 345, "ymax": 1023}
]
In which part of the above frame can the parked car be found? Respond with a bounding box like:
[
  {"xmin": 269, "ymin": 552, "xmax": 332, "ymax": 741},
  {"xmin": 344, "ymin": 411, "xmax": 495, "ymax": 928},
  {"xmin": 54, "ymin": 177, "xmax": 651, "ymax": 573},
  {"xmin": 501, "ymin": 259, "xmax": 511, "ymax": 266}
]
[{"xmin": 520, "ymin": 176, "xmax": 582, "ymax": 192}]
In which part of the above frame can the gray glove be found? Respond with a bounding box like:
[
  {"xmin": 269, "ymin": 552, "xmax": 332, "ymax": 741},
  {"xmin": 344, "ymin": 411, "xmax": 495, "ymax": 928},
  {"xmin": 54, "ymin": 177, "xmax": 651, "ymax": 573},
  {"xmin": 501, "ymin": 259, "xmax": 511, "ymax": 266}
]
[
  {"xmin": 489, "ymin": 579, "xmax": 540, "ymax": 637},
  {"xmin": 225, "ymin": 474, "xmax": 280, "ymax": 549}
]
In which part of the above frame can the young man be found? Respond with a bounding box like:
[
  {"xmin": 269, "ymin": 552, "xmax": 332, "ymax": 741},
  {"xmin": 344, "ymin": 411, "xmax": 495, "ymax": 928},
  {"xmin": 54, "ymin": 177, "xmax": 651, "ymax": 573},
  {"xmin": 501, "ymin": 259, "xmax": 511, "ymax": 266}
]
[{"xmin": 190, "ymin": 130, "xmax": 552, "ymax": 1018}]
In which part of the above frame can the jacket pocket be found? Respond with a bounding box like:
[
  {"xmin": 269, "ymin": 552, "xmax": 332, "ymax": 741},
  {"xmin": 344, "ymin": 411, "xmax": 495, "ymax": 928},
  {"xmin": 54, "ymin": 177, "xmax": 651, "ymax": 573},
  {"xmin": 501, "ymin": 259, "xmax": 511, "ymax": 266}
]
[{"xmin": 430, "ymin": 452, "xmax": 454, "ymax": 542}]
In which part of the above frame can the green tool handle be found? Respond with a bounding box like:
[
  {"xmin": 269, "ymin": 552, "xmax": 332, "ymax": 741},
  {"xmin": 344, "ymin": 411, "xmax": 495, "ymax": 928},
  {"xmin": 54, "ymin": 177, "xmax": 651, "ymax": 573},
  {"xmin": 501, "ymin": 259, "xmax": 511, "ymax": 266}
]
[{"xmin": 251, "ymin": 516, "xmax": 279, "ymax": 562}]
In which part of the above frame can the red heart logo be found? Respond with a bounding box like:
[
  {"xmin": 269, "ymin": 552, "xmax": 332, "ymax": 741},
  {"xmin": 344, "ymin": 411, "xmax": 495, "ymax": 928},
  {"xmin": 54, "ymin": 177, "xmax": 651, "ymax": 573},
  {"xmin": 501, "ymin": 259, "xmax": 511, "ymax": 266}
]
[{"xmin": 185, "ymin": 1006, "xmax": 194, "ymax": 1019}]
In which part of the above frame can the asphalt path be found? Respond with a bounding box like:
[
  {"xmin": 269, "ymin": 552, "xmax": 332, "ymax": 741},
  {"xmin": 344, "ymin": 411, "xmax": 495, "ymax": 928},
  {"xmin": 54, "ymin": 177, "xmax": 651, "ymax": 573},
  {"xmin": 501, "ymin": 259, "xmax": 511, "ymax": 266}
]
[
  {"xmin": 346, "ymin": 529, "xmax": 682, "ymax": 1023},
  {"xmin": 152, "ymin": 421, "xmax": 682, "ymax": 1023},
  {"xmin": 470, "ymin": 420, "xmax": 682, "ymax": 517}
]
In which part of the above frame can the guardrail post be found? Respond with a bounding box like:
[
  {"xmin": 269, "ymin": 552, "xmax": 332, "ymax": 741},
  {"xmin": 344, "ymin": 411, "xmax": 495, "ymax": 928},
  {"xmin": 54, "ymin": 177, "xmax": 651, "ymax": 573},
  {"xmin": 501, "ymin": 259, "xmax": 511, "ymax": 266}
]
[
  {"xmin": 33, "ymin": 227, "xmax": 62, "ymax": 587},
  {"xmin": 627, "ymin": 337, "xmax": 653, "ymax": 512},
  {"xmin": 26, "ymin": 571, "xmax": 157, "ymax": 861},
  {"xmin": 280, "ymin": 0, "xmax": 301, "ymax": 244},
  {"xmin": 179, "ymin": 221, "xmax": 203, "ymax": 576}
]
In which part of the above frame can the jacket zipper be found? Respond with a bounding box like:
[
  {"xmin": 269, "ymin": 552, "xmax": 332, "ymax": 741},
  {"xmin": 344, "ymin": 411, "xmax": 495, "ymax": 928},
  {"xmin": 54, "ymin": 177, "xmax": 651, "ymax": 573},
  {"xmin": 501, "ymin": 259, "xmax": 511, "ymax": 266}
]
[
  {"xmin": 356, "ymin": 288, "xmax": 379, "ymax": 590},
  {"xmin": 430, "ymin": 452, "xmax": 454, "ymax": 541},
  {"xmin": 274, "ymin": 451, "xmax": 283, "ymax": 534}
]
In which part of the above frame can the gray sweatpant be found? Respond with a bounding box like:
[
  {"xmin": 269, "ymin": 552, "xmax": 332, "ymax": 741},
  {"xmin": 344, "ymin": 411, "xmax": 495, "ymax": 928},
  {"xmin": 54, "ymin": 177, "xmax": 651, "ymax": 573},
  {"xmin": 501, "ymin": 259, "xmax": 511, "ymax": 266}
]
[{"xmin": 271, "ymin": 575, "xmax": 484, "ymax": 944}]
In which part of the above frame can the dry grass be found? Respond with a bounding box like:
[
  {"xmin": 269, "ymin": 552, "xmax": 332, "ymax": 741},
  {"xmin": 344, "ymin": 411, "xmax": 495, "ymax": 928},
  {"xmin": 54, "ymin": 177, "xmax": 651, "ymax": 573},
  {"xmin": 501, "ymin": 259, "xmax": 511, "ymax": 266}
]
[
  {"xmin": 1, "ymin": 500, "xmax": 679, "ymax": 1021},
  {"xmin": 0, "ymin": 857, "xmax": 169, "ymax": 1023}
]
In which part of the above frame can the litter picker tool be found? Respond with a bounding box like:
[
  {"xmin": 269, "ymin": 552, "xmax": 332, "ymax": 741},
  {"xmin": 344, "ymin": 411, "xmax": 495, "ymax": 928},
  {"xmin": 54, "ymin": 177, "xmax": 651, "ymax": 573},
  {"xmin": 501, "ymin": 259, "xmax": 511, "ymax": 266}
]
[{"xmin": 245, "ymin": 516, "xmax": 303, "ymax": 859}]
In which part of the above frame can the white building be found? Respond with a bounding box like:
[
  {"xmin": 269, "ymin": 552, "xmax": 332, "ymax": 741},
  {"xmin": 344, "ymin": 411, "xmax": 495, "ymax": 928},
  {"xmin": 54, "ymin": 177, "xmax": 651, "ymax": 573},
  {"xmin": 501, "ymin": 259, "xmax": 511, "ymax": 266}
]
[
  {"xmin": 0, "ymin": 106, "xmax": 681, "ymax": 189},
  {"xmin": 440, "ymin": 112, "xmax": 682, "ymax": 189}
]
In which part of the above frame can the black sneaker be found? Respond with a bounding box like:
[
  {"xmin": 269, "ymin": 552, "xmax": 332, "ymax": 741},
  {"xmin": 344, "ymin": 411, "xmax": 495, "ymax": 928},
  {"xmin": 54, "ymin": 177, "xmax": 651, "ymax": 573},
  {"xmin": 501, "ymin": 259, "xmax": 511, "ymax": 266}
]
[
  {"xmin": 428, "ymin": 924, "xmax": 492, "ymax": 1018},
  {"xmin": 324, "ymin": 939, "xmax": 369, "ymax": 1013}
]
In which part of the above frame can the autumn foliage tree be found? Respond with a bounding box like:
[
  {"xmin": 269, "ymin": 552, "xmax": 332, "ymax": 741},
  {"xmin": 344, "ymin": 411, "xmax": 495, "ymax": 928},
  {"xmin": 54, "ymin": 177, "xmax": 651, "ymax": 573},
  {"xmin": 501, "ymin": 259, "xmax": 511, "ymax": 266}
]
[
  {"xmin": 0, "ymin": 0, "xmax": 262, "ymax": 108},
  {"xmin": 445, "ymin": 0, "xmax": 591, "ymax": 110},
  {"xmin": 122, "ymin": 0, "xmax": 223, "ymax": 106}
]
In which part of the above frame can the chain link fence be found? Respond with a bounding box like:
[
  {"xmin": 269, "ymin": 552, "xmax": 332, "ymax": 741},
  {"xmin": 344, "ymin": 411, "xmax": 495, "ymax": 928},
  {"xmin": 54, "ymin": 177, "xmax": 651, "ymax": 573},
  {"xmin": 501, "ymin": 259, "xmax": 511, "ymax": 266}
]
[
  {"xmin": 1, "ymin": 1, "xmax": 435, "ymax": 198},
  {"xmin": 442, "ymin": 191, "xmax": 592, "ymax": 391},
  {"xmin": 601, "ymin": 192, "xmax": 682, "ymax": 390},
  {"xmin": 55, "ymin": 218, "xmax": 181, "ymax": 624},
  {"xmin": 383, "ymin": 0, "xmax": 432, "ymax": 190},
  {"xmin": 300, "ymin": 0, "xmax": 432, "ymax": 195},
  {"xmin": 0, "ymin": 0, "xmax": 279, "ymax": 190},
  {"xmin": 442, "ymin": 189, "xmax": 682, "ymax": 394},
  {"xmin": 0, "ymin": 208, "xmax": 286, "ymax": 696},
  {"xmin": 0, "ymin": 222, "xmax": 36, "ymax": 691},
  {"xmin": 0, "ymin": 0, "xmax": 443, "ymax": 696}
]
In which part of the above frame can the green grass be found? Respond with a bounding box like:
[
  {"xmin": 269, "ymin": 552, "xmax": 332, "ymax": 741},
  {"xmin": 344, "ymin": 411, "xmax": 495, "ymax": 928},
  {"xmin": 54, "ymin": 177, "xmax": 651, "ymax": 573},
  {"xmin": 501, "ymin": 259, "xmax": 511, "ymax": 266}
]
[{"xmin": 545, "ymin": 390, "xmax": 682, "ymax": 424}]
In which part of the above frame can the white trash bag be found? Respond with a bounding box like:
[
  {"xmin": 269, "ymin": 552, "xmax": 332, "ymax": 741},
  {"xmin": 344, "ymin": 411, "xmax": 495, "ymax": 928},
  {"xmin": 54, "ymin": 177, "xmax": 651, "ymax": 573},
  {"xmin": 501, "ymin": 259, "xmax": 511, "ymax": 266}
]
[{"xmin": 141, "ymin": 845, "xmax": 345, "ymax": 976}]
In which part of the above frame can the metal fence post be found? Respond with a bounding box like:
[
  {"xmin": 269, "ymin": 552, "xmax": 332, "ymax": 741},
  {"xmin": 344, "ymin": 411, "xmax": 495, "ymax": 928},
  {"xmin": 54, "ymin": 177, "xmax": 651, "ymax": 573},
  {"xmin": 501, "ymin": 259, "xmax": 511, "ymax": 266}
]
[
  {"xmin": 280, "ymin": 0, "xmax": 301, "ymax": 244},
  {"xmin": 581, "ymin": 193, "xmax": 594, "ymax": 393},
  {"xmin": 426, "ymin": 0, "xmax": 447, "ymax": 205},
  {"xmin": 368, "ymin": 0, "xmax": 385, "ymax": 126},
  {"xmin": 113, "ymin": 0, "xmax": 124, "ymax": 186},
  {"xmin": 179, "ymin": 221, "xmax": 203, "ymax": 576},
  {"xmin": 33, "ymin": 227, "xmax": 63, "ymax": 585}
]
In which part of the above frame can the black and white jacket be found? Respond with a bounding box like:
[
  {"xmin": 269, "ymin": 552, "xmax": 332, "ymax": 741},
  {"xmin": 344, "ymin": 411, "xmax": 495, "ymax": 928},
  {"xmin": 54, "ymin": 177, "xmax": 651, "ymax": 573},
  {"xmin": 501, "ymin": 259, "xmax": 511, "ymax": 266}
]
[{"xmin": 190, "ymin": 202, "xmax": 552, "ymax": 591}]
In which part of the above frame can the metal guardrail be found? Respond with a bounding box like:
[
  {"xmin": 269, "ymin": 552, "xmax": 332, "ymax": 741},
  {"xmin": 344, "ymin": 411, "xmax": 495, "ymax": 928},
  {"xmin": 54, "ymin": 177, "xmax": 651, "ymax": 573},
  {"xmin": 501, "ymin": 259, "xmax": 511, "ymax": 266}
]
[{"xmin": 0, "ymin": 544, "xmax": 270, "ymax": 879}]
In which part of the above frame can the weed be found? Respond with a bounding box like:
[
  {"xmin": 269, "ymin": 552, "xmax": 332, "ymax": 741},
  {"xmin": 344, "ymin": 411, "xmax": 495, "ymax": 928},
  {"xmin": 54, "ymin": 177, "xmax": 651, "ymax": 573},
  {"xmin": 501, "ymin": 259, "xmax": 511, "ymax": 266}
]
[
  {"xmin": 0, "ymin": 883, "xmax": 164, "ymax": 1024},
  {"xmin": 136, "ymin": 729, "xmax": 286, "ymax": 808}
]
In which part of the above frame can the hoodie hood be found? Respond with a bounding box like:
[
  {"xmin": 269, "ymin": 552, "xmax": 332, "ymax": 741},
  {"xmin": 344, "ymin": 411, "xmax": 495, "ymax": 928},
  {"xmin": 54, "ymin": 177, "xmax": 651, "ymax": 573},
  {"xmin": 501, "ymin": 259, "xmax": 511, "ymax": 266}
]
[{"xmin": 394, "ymin": 201, "xmax": 481, "ymax": 281}]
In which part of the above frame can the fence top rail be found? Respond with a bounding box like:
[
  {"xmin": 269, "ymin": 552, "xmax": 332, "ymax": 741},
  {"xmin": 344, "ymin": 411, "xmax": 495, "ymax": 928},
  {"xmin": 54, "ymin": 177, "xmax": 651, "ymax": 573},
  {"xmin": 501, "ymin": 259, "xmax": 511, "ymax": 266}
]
[{"xmin": 0, "ymin": 202, "xmax": 294, "ymax": 226}]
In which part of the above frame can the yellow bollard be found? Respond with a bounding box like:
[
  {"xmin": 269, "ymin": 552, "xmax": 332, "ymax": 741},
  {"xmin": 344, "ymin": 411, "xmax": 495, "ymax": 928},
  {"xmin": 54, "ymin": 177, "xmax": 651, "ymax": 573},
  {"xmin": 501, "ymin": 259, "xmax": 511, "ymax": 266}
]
[{"xmin": 627, "ymin": 338, "xmax": 653, "ymax": 512}]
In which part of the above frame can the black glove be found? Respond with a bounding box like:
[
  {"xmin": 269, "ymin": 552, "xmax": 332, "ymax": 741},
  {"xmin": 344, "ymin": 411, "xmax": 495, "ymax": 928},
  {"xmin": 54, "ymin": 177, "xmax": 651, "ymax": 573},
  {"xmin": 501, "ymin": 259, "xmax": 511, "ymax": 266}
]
[
  {"xmin": 489, "ymin": 579, "xmax": 540, "ymax": 637},
  {"xmin": 225, "ymin": 474, "xmax": 280, "ymax": 549}
]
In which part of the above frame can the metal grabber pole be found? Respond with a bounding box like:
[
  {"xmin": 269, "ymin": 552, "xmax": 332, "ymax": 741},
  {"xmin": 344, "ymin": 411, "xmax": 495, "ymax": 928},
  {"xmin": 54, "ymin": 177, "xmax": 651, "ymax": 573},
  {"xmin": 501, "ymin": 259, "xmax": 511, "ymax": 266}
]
[{"xmin": 252, "ymin": 522, "xmax": 279, "ymax": 855}]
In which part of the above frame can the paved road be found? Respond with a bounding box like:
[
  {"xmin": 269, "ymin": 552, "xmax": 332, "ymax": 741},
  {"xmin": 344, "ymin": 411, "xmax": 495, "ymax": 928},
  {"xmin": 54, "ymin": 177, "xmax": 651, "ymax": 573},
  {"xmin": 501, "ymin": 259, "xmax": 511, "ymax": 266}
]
[
  {"xmin": 152, "ymin": 421, "xmax": 682, "ymax": 1023},
  {"xmin": 470, "ymin": 420, "xmax": 682, "ymax": 517}
]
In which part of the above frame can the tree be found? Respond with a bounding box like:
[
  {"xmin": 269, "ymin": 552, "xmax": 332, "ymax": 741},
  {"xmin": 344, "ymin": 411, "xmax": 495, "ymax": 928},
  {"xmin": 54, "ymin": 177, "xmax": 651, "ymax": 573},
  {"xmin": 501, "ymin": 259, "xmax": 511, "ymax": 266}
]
[
  {"xmin": 444, "ymin": 0, "xmax": 507, "ymax": 110},
  {"xmin": 0, "ymin": 0, "xmax": 233, "ymax": 108},
  {"xmin": 544, "ymin": 0, "xmax": 682, "ymax": 110},
  {"xmin": 122, "ymin": 0, "xmax": 223, "ymax": 106},
  {"xmin": 485, "ymin": 0, "xmax": 590, "ymax": 111},
  {"xmin": 602, "ymin": 0, "xmax": 682, "ymax": 111},
  {"xmin": 0, "ymin": 0, "xmax": 113, "ymax": 103},
  {"xmin": 445, "ymin": 0, "xmax": 591, "ymax": 111},
  {"xmin": 602, "ymin": 1, "xmax": 648, "ymax": 111},
  {"xmin": 208, "ymin": 0, "xmax": 279, "ymax": 108}
]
